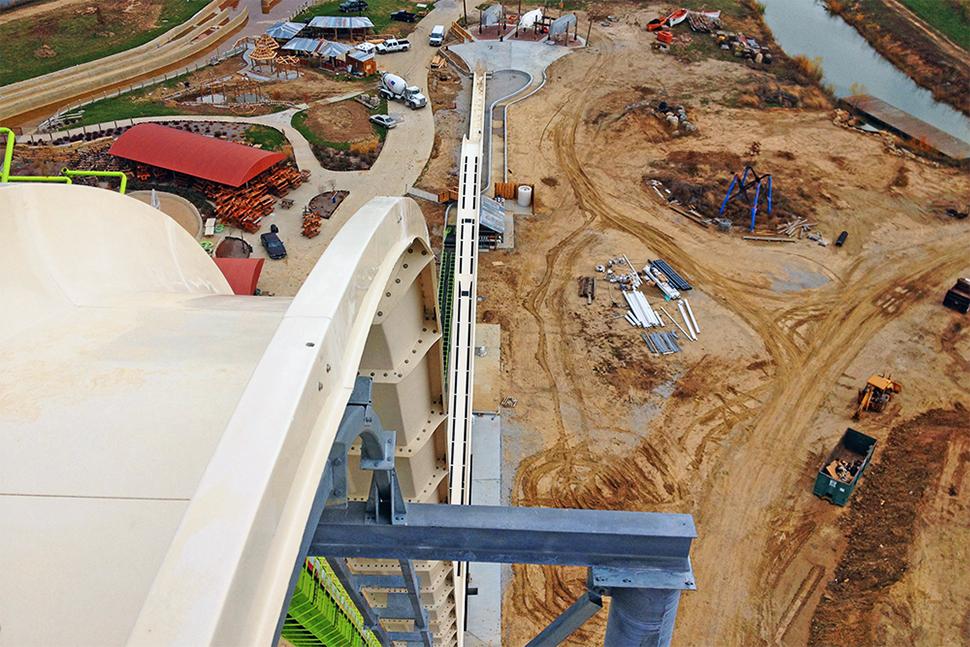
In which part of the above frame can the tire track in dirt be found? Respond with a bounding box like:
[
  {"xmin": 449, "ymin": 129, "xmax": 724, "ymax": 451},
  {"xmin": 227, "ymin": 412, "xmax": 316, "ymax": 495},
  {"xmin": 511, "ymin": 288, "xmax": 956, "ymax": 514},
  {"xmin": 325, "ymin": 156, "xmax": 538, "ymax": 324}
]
[
  {"xmin": 530, "ymin": 58, "xmax": 970, "ymax": 641},
  {"xmin": 507, "ymin": 27, "xmax": 970, "ymax": 643}
]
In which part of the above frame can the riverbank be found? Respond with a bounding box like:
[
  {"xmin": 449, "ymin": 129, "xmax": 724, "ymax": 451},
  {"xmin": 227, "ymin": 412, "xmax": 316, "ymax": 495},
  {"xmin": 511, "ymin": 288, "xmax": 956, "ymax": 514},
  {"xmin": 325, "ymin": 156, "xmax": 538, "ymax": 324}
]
[
  {"xmin": 824, "ymin": 0, "xmax": 970, "ymax": 116},
  {"xmin": 676, "ymin": 0, "xmax": 835, "ymax": 106}
]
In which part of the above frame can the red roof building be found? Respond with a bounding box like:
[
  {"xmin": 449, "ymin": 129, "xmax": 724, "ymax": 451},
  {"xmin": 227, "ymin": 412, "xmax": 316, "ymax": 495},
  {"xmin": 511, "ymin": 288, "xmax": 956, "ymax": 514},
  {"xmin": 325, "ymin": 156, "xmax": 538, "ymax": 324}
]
[{"xmin": 109, "ymin": 124, "xmax": 286, "ymax": 187}]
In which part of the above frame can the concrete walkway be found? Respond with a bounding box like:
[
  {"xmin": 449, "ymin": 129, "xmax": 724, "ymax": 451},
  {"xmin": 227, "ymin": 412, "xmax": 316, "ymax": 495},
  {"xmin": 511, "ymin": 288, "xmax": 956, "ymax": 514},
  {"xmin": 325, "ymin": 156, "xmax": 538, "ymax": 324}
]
[{"xmin": 449, "ymin": 40, "xmax": 573, "ymax": 191}]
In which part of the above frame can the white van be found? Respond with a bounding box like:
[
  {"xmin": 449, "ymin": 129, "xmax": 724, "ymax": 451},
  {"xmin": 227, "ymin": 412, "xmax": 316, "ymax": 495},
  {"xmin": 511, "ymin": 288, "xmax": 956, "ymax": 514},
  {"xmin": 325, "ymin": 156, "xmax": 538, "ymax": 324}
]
[{"xmin": 429, "ymin": 25, "xmax": 445, "ymax": 47}]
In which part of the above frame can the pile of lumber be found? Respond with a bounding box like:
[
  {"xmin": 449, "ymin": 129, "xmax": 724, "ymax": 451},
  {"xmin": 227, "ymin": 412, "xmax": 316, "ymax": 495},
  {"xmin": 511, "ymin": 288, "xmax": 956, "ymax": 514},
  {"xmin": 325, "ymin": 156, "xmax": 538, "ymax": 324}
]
[
  {"xmin": 302, "ymin": 211, "xmax": 321, "ymax": 238},
  {"xmin": 198, "ymin": 164, "xmax": 306, "ymax": 233},
  {"xmin": 775, "ymin": 217, "xmax": 813, "ymax": 238}
]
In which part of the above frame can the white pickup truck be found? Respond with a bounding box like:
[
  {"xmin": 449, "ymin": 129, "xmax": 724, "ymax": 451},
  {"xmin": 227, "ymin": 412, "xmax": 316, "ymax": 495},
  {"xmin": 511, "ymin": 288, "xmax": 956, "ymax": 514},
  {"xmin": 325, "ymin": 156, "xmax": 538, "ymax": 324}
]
[{"xmin": 376, "ymin": 38, "xmax": 411, "ymax": 54}]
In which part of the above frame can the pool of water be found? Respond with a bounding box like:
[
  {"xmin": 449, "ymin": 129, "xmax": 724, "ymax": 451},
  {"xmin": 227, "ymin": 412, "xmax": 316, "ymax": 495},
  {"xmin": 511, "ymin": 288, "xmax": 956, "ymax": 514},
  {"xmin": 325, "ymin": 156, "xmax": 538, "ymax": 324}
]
[{"xmin": 759, "ymin": 0, "xmax": 970, "ymax": 144}]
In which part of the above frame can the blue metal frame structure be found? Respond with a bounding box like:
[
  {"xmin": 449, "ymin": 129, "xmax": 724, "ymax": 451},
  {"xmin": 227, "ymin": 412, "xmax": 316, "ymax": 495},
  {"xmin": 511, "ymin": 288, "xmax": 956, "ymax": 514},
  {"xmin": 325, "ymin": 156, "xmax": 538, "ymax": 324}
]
[{"xmin": 718, "ymin": 165, "xmax": 773, "ymax": 231}]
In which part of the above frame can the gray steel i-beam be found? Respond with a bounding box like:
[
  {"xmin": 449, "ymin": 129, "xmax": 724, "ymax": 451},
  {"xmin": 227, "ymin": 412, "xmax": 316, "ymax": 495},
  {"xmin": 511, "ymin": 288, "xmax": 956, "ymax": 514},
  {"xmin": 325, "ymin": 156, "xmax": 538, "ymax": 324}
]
[
  {"xmin": 310, "ymin": 501, "xmax": 696, "ymax": 647},
  {"xmin": 399, "ymin": 559, "xmax": 433, "ymax": 647},
  {"xmin": 311, "ymin": 503, "xmax": 696, "ymax": 577}
]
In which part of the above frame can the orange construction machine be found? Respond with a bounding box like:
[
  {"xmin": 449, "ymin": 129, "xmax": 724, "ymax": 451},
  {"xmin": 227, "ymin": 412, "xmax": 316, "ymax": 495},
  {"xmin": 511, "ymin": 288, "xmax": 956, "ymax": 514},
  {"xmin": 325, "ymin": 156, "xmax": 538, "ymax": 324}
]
[{"xmin": 853, "ymin": 374, "xmax": 902, "ymax": 419}]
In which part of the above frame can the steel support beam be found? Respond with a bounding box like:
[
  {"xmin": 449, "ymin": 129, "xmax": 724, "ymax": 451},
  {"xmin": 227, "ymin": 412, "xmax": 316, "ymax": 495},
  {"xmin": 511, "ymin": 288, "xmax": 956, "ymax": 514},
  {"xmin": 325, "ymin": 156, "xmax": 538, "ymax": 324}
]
[
  {"xmin": 326, "ymin": 557, "xmax": 392, "ymax": 647},
  {"xmin": 312, "ymin": 502, "xmax": 696, "ymax": 577},
  {"xmin": 525, "ymin": 591, "xmax": 603, "ymax": 647},
  {"xmin": 603, "ymin": 587, "xmax": 681, "ymax": 647},
  {"xmin": 399, "ymin": 559, "xmax": 433, "ymax": 647}
]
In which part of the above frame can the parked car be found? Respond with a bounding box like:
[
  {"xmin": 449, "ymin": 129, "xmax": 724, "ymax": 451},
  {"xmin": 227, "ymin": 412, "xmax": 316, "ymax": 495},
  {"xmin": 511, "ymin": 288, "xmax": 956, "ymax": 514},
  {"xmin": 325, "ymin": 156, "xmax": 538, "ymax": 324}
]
[
  {"xmin": 339, "ymin": 0, "xmax": 368, "ymax": 12},
  {"xmin": 390, "ymin": 9, "xmax": 418, "ymax": 22},
  {"xmin": 260, "ymin": 224, "xmax": 287, "ymax": 259},
  {"xmin": 376, "ymin": 38, "xmax": 411, "ymax": 54},
  {"xmin": 369, "ymin": 114, "xmax": 397, "ymax": 129}
]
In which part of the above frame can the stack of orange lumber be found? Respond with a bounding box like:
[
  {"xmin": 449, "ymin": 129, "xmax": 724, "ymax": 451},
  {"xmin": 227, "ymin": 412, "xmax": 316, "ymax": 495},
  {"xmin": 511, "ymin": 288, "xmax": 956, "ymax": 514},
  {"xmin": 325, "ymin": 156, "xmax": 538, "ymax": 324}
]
[
  {"xmin": 196, "ymin": 164, "xmax": 307, "ymax": 233},
  {"xmin": 302, "ymin": 211, "xmax": 322, "ymax": 238}
]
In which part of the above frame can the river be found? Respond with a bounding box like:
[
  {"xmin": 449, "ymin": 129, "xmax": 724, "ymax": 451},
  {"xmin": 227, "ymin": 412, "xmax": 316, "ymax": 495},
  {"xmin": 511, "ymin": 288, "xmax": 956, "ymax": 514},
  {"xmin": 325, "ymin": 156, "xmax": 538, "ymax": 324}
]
[{"xmin": 758, "ymin": 0, "xmax": 970, "ymax": 145}]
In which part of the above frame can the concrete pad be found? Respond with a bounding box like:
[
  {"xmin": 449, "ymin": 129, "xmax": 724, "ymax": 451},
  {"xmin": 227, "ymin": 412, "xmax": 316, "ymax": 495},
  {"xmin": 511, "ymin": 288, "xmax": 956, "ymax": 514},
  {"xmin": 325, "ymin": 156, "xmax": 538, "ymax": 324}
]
[
  {"xmin": 449, "ymin": 40, "xmax": 573, "ymax": 80},
  {"xmin": 466, "ymin": 413, "xmax": 502, "ymax": 646},
  {"xmin": 473, "ymin": 323, "xmax": 502, "ymax": 413}
]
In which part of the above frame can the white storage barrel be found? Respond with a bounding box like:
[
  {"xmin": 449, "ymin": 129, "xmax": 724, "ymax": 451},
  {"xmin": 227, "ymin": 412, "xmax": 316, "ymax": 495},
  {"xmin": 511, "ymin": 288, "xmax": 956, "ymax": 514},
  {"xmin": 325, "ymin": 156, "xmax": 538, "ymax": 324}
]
[{"xmin": 516, "ymin": 184, "xmax": 533, "ymax": 207}]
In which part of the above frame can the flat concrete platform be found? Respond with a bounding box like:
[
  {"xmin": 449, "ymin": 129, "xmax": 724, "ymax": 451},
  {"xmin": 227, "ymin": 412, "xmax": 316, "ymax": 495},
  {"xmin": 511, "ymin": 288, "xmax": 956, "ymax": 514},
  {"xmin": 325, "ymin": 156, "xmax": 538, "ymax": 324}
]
[{"xmin": 844, "ymin": 94, "xmax": 970, "ymax": 161}]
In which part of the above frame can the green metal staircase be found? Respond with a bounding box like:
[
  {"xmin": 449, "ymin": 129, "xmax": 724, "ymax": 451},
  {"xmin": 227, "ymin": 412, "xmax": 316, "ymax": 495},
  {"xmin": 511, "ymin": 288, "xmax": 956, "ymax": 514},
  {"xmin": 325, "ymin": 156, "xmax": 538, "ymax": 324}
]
[
  {"xmin": 281, "ymin": 558, "xmax": 381, "ymax": 647},
  {"xmin": 437, "ymin": 233, "xmax": 456, "ymax": 385}
]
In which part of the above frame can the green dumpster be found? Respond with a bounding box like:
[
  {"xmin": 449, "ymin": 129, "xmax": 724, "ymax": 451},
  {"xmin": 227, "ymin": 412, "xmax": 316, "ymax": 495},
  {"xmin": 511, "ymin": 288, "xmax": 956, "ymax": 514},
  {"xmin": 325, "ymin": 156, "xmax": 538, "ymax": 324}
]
[{"xmin": 813, "ymin": 427, "xmax": 876, "ymax": 506}]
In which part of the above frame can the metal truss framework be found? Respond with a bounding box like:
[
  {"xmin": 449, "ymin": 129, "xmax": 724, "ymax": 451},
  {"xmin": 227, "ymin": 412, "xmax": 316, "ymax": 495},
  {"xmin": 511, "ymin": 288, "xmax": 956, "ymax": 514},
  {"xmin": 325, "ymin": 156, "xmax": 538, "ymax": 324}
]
[
  {"xmin": 718, "ymin": 164, "xmax": 773, "ymax": 231},
  {"xmin": 293, "ymin": 377, "xmax": 697, "ymax": 647}
]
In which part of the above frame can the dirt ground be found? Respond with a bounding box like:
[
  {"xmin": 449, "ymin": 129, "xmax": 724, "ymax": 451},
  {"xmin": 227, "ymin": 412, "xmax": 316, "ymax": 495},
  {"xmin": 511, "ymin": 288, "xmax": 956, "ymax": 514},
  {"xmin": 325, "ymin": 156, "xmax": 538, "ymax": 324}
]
[
  {"xmin": 478, "ymin": 5, "xmax": 970, "ymax": 646},
  {"xmin": 259, "ymin": 68, "xmax": 371, "ymax": 104},
  {"xmin": 0, "ymin": 0, "xmax": 89, "ymax": 26},
  {"xmin": 305, "ymin": 99, "xmax": 375, "ymax": 143},
  {"xmin": 418, "ymin": 65, "xmax": 468, "ymax": 193},
  {"xmin": 809, "ymin": 406, "xmax": 970, "ymax": 646}
]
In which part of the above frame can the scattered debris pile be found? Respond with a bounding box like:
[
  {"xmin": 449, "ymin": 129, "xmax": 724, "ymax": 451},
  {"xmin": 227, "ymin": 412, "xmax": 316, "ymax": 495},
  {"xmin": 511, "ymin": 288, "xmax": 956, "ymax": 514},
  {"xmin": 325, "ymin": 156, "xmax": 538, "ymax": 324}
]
[
  {"xmin": 686, "ymin": 11, "xmax": 720, "ymax": 33},
  {"xmin": 776, "ymin": 217, "xmax": 815, "ymax": 239},
  {"xmin": 646, "ymin": 178, "xmax": 711, "ymax": 227},
  {"xmin": 716, "ymin": 31, "xmax": 773, "ymax": 64},
  {"xmin": 654, "ymin": 100, "xmax": 696, "ymax": 135},
  {"xmin": 592, "ymin": 256, "xmax": 700, "ymax": 356},
  {"xmin": 755, "ymin": 83, "xmax": 799, "ymax": 108}
]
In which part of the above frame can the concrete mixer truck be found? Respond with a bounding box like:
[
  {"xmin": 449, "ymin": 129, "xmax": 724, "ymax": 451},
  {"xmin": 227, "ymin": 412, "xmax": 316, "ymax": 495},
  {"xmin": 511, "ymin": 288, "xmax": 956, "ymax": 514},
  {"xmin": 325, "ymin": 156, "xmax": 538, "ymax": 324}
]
[{"xmin": 378, "ymin": 73, "xmax": 427, "ymax": 109}]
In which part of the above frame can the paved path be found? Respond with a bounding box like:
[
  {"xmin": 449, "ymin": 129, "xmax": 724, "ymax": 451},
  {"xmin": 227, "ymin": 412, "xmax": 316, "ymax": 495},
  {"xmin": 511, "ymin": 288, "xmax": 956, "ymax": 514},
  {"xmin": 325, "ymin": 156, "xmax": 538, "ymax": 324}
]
[{"xmin": 199, "ymin": 0, "xmax": 461, "ymax": 295}]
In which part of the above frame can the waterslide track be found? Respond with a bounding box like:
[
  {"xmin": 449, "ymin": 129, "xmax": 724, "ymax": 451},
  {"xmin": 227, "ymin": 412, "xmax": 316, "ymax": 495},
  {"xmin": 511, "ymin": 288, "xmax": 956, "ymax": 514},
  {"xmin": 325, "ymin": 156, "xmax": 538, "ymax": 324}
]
[
  {"xmin": 443, "ymin": 66, "xmax": 488, "ymax": 642},
  {"xmin": 0, "ymin": 184, "xmax": 458, "ymax": 645}
]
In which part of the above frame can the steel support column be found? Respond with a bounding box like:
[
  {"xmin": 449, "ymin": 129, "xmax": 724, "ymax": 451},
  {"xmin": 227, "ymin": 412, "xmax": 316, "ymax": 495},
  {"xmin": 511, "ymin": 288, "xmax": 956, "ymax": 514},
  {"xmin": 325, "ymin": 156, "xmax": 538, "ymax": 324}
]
[{"xmin": 603, "ymin": 587, "xmax": 681, "ymax": 647}]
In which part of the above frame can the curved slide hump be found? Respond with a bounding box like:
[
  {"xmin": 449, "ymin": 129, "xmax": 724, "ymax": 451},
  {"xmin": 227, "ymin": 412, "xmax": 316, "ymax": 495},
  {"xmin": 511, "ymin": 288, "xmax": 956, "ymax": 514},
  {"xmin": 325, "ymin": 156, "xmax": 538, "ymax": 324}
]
[{"xmin": 0, "ymin": 185, "xmax": 454, "ymax": 645}]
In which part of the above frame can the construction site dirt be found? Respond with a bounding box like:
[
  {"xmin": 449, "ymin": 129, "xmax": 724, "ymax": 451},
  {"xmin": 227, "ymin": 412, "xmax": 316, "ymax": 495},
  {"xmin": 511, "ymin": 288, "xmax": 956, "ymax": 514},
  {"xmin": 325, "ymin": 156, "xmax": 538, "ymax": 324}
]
[{"xmin": 471, "ymin": 5, "xmax": 970, "ymax": 646}]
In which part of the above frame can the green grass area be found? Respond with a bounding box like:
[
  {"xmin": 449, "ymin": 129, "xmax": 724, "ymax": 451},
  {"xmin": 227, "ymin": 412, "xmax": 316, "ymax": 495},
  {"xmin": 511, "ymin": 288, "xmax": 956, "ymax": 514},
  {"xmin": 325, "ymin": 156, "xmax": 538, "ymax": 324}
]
[
  {"xmin": 0, "ymin": 0, "xmax": 211, "ymax": 86},
  {"xmin": 62, "ymin": 70, "xmax": 196, "ymax": 128},
  {"xmin": 243, "ymin": 125, "xmax": 287, "ymax": 151},
  {"xmin": 68, "ymin": 93, "xmax": 183, "ymax": 128},
  {"xmin": 293, "ymin": 0, "xmax": 416, "ymax": 35},
  {"xmin": 898, "ymin": 0, "xmax": 970, "ymax": 50}
]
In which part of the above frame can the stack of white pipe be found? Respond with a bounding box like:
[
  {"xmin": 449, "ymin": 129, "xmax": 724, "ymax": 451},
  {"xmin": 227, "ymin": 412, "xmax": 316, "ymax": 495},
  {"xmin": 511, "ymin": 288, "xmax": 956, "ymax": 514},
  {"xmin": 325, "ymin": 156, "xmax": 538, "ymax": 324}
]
[
  {"xmin": 677, "ymin": 300, "xmax": 699, "ymax": 341},
  {"xmin": 684, "ymin": 299, "xmax": 700, "ymax": 334},
  {"xmin": 624, "ymin": 289, "xmax": 662, "ymax": 328}
]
